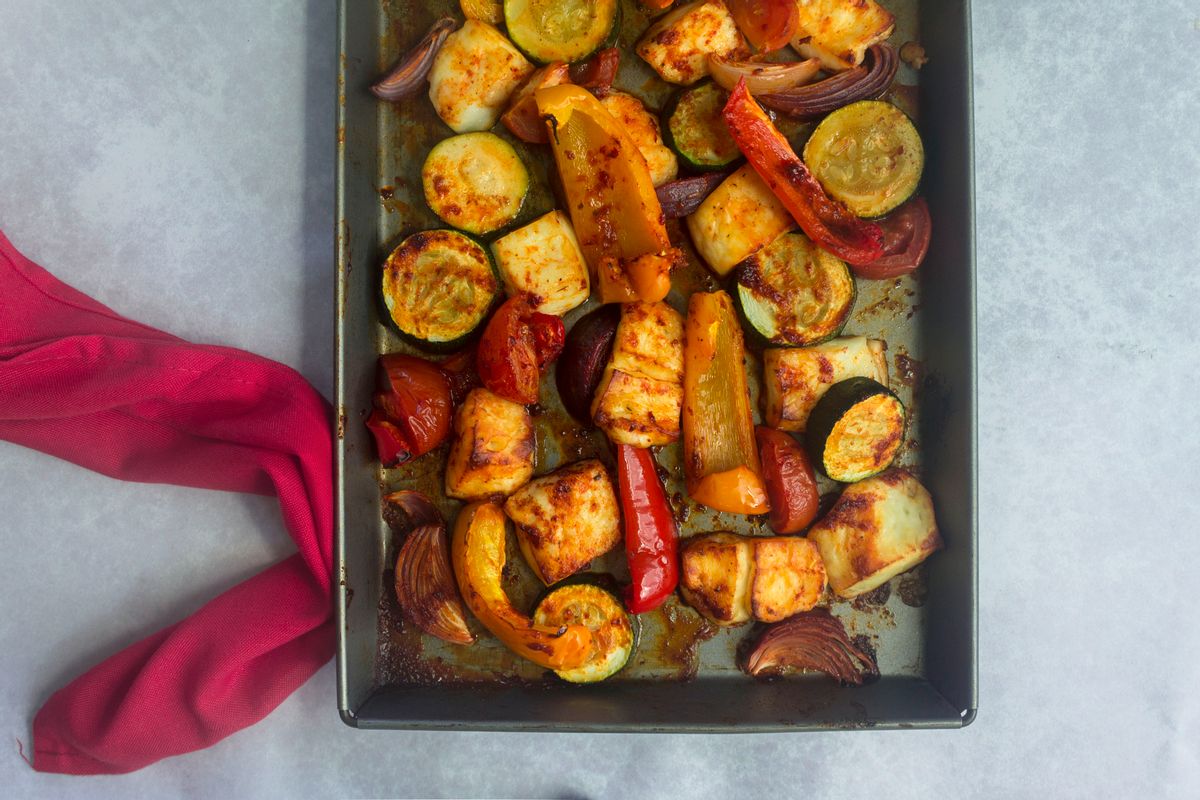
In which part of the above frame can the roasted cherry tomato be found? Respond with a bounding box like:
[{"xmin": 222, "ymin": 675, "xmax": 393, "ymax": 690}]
[
  {"xmin": 366, "ymin": 354, "xmax": 453, "ymax": 466},
  {"xmin": 477, "ymin": 297, "xmax": 565, "ymax": 404},
  {"xmin": 439, "ymin": 347, "xmax": 481, "ymax": 406},
  {"xmin": 849, "ymin": 197, "xmax": 932, "ymax": 279},
  {"xmin": 725, "ymin": 0, "xmax": 799, "ymax": 52},
  {"xmin": 755, "ymin": 425, "xmax": 820, "ymax": 534},
  {"xmin": 569, "ymin": 47, "xmax": 620, "ymax": 91}
]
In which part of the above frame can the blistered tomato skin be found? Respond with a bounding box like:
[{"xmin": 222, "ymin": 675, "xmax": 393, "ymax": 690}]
[{"xmin": 756, "ymin": 425, "xmax": 820, "ymax": 534}]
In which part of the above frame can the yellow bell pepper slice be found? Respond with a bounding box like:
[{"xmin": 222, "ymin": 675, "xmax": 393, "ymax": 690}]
[
  {"xmin": 451, "ymin": 502, "xmax": 593, "ymax": 670},
  {"xmin": 536, "ymin": 84, "xmax": 674, "ymax": 304},
  {"xmin": 682, "ymin": 291, "xmax": 770, "ymax": 514}
]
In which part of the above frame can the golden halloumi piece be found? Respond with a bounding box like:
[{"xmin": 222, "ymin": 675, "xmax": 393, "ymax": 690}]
[
  {"xmin": 491, "ymin": 210, "xmax": 590, "ymax": 316},
  {"xmin": 790, "ymin": 0, "xmax": 896, "ymax": 71},
  {"xmin": 428, "ymin": 19, "xmax": 534, "ymax": 133},
  {"xmin": 762, "ymin": 336, "xmax": 888, "ymax": 432},
  {"xmin": 636, "ymin": 0, "xmax": 747, "ymax": 86},
  {"xmin": 750, "ymin": 537, "xmax": 827, "ymax": 623},
  {"xmin": 686, "ymin": 164, "xmax": 795, "ymax": 276},
  {"xmin": 591, "ymin": 301, "xmax": 685, "ymax": 447},
  {"xmin": 680, "ymin": 533, "xmax": 754, "ymax": 626},
  {"xmin": 599, "ymin": 92, "xmax": 679, "ymax": 188},
  {"xmin": 503, "ymin": 459, "xmax": 621, "ymax": 585},
  {"xmin": 809, "ymin": 468, "xmax": 941, "ymax": 598},
  {"xmin": 445, "ymin": 387, "xmax": 534, "ymax": 500}
]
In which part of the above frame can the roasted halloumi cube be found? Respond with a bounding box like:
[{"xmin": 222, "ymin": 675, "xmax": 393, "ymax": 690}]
[
  {"xmin": 680, "ymin": 533, "xmax": 754, "ymax": 625},
  {"xmin": 763, "ymin": 336, "xmax": 889, "ymax": 432},
  {"xmin": 445, "ymin": 387, "xmax": 535, "ymax": 500},
  {"xmin": 591, "ymin": 301, "xmax": 685, "ymax": 447},
  {"xmin": 751, "ymin": 536, "xmax": 826, "ymax": 623},
  {"xmin": 491, "ymin": 210, "xmax": 590, "ymax": 316},
  {"xmin": 503, "ymin": 459, "xmax": 621, "ymax": 585},
  {"xmin": 636, "ymin": 0, "xmax": 747, "ymax": 86},
  {"xmin": 686, "ymin": 164, "xmax": 795, "ymax": 276},
  {"xmin": 790, "ymin": 0, "xmax": 896, "ymax": 72},
  {"xmin": 809, "ymin": 468, "xmax": 941, "ymax": 598},
  {"xmin": 428, "ymin": 19, "xmax": 534, "ymax": 133},
  {"xmin": 681, "ymin": 533, "xmax": 826, "ymax": 625},
  {"xmin": 599, "ymin": 92, "xmax": 679, "ymax": 187}
]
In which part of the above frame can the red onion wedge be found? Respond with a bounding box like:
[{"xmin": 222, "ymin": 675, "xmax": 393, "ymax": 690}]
[
  {"xmin": 709, "ymin": 54, "xmax": 822, "ymax": 95},
  {"xmin": 757, "ymin": 43, "xmax": 899, "ymax": 119},
  {"xmin": 656, "ymin": 172, "xmax": 732, "ymax": 219},
  {"xmin": 743, "ymin": 608, "xmax": 879, "ymax": 684},
  {"xmin": 371, "ymin": 17, "xmax": 456, "ymax": 102}
]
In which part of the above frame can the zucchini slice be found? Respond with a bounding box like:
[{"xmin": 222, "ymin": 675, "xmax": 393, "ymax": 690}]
[
  {"xmin": 802, "ymin": 100, "xmax": 924, "ymax": 218},
  {"xmin": 381, "ymin": 230, "xmax": 500, "ymax": 350},
  {"xmin": 664, "ymin": 81, "xmax": 740, "ymax": 171},
  {"xmin": 734, "ymin": 232, "xmax": 856, "ymax": 346},
  {"xmin": 805, "ymin": 377, "xmax": 905, "ymax": 482},
  {"xmin": 532, "ymin": 583, "xmax": 634, "ymax": 683},
  {"xmin": 421, "ymin": 132, "xmax": 530, "ymax": 237},
  {"xmin": 504, "ymin": 0, "xmax": 620, "ymax": 64}
]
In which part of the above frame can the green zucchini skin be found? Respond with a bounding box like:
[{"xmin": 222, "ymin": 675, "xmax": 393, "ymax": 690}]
[
  {"xmin": 805, "ymin": 377, "xmax": 906, "ymax": 483},
  {"xmin": 504, "ymin": 0, "xmax": 620, "ymax": 65},
  {"xmin": 421, "ymin": 132, "xmax": 531, "ymax": 237},
  {"xmin": 380, "ymin": 229, "xmax": 502, "ymax": 353},
  {"xmin": 531, "ymin": 579, "xmax": 636, "ymax": 684},
  {"xmin": 663, "ymin": 81, "xmax": 741, "ymax": 172},
  {"xmin": 802, "ymin": 100, "xmax": 924, "ymax": 219},
  {"xmin": 732, "ymin": 232, "xmax": 857, "ymax": 348}
]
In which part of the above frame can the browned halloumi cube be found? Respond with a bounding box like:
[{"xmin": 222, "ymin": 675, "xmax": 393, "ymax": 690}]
[
  {"xmin": 503, "ymin": 459, "xmax": 621, "ymax": 585},
  {"xmin": 636, "ymin": 0, "xmax": 747, "ymax": 86},
  {"xmin": 750, "ymin": 536, "xmax": 827, "ymax": 622},
  {"xmin": 591, "ymin": 301, "xmax": 685, "ymax": 448},
  {"xmin": 679, "ymin": 533, "xmax": 754, "ymax": 626},
  {"xmin": 790, "ymin": 0, "xmax": 896, "ymax": 72},
  {"xmin": 762, "ymin": 336, "xmax": 889, "ymax": 432},
  {"xmin": 598, "ymin": 92, "xmax": 679, "ymax": 187},
  {"xmin": 809, "ymin": 468, "xmax": 941, "ymax": 598},
  {"xmin": 445, "ymin": 387, "xmax": 534, "ymax": 500}
]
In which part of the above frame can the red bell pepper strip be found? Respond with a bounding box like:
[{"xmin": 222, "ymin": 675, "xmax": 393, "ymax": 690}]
[
  {"xmin": 755, "ymin": 426, "xmax": 820, "ymax": 534},
  {"xmin": 616, "ymin": 444, "xmax": 679, "ymax": 614},
  {"xmin": 722, "ymin": 78, "xmax": 885, "ymax": 265}
]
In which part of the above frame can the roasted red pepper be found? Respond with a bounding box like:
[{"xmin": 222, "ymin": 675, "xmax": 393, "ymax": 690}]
[
  {"xmin": 755, "ymin": 425, "xmax": 820, "ymax": 534},
  {"xmin": 366, "ymin": 354, "xmax": 453, "ymax": 466},
  {"xmin": 438, "ymin": 347, "xmax": 481, "ymax": 406},
  {"xmin": 569, "ymin": 47, "xmax": 620, "ymax": 91},
  {"xmin": 722, "ymin": 79, "xmax": 885, "ymax": 265},
  {"xmin": 477, "ymin": 296, "xmax": 566, "ymax": 404},
  {"xmin": 616, "ymin": 444, "xmax": 679, "ymax": 614}
]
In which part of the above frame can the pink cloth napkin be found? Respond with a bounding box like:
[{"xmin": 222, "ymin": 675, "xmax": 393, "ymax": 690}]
[{"xmin": 0, "ymin": 231, "xmax": 334, "ymax": 775}]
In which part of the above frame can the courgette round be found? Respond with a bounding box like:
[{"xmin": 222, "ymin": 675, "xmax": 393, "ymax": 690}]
[
  {"xmin": 532, "ymin": 582, "xmax": 634, "ymax": 683},
  {"xmin": 805, "ymin": 377, "xmax": 905, "ymax": 483},
  {"xmin": 421, "ymin": 132, "xmax": 530, "ymax": 236},
  {"xmin": 664, "ymin": 81, "xmax": 741, "ymax": 172},
  {"xmin": 802, "ymin": 100, "xmax": 924, "ymax": 219},
  {"xmin": 733, "ymin": 231, "xmax": 856, "ymax": 346},
  {"xmin": 381, "ymin": 229, "xmax": 500, "ymax": 351},
  {"xmin": 504, "ymin": 0, "xmax": 620, "ymax": 64}
]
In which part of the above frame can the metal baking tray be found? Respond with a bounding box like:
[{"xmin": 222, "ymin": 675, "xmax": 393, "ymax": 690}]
[{"xmin": 336, "ymin": 0, "xmax": 976, "ymax": 730}]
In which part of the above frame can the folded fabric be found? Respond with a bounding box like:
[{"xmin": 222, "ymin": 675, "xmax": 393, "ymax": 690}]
[{"xmin": 0, "ymin": 231, "xmax": 334, "ymax": 775}]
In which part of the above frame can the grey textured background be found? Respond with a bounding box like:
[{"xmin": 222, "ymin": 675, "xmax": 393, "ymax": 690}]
[{"xmin": 1, "ymin": 1, "xmax": 1198, "ymax": 797}]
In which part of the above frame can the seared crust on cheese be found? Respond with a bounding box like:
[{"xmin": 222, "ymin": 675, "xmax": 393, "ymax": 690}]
[
  {"xmin": 636, "ymin": 0, "xmax": 747, "ymax": 86},
  {"xmin": 681, "ymin": 533, "xmax": 827, "ymax": 625},
  {"xmin": 503, "ymin": 459, "xmax": 621, "ymax": 585},
  {"xmin": 808, "ymin": 468, "xmax": 941, "ymax": 598},
  {"xmin": 791, "ymin": 0, "xmax": 896, "ymax": 72},
  {"xmin": 491, "ymin": 210, "xmax": 590, "ymax": 315},
  {"xmin": 445, "ymin": 387, "xmax": 535, "ymax": 500},
  {"xmin": 750, "ymin": 537, "xmax": 827, "ymax": 623},
  {"xmin": 428, "ymin": 19, "xmax": 534, "ymax": 133},
  {"xmin": 599, "ymin": 92, "xmax": 679, "ymax": 188},
  {"xmin": 686, "ymin": 164, "xmax": 795, "ymax": 277},
  {"xmin": 680, "ymin": 533, "xmax": 754, "ymax": 625},
  {"xmin": 592, "ymin": 301, "xmax": 685, "ymax": 447},
  {"xmin": 762, "ymin": 336, "xmax": 889, "ymax": 432}
]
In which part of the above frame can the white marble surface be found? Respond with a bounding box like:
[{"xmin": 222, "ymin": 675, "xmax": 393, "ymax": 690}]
[{"xmin": 1, "ymin": 0, "xmax": 1198, "ymax": 797}]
